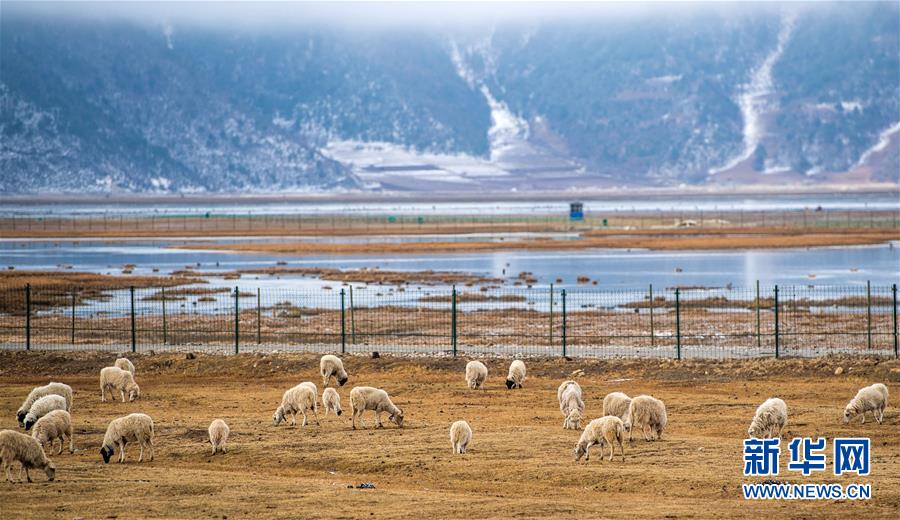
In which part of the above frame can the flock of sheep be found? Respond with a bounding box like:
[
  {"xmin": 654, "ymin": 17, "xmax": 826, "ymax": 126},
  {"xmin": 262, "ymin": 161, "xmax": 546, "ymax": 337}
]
[{"xmin": 0, "ymin": 354, "xmax": 892, "ymax": 483}]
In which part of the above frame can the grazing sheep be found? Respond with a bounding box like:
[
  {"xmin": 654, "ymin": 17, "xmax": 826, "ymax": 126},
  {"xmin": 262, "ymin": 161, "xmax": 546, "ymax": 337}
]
[
  {"xmin": 602, "ymin": 392, "xmax": 632, "ymax": 420},
  {"xmin": 349, "ymin": 386, "xmax": 404, "ymax": 429},
  {"xmin": 23, "ymin": 395, "xmax": 67, "ymax": 431},
  {"xmin": 323, "ymin": 388, "xmax": 342, "ymax": 417},
  {"xmin": 16, "ymin": 382, "xmax": 73, "ymax": 426},
  {"xmin": 114, "ymin": 357, "xmax": 135, "ymax": 375},
  {"xmin": 100, "ymin": 366, "xmax": 141, "ymax": 402},
  {"xmin": 506, "ymin": 360, "xmax": 526, "ymax": 389},
  {"xmin": 299, "ymin": 382, "xmax": 319, "ymax": 415},
  {"xmin": 465, "ymin": 361, "xmax": 488, "ymax": 390},
  {"xmin": 574, "ymin": 416, "xmax": 625, "ymax": 462},
  {"xmin": 100, "ymin": 413, "xmax": 155, "ymax": 464},
  {"xmin": 843, "ymin": 383, "xmax": 889, "ymax": 425},
  {"xmin": 0, "ymin": 430, "xmax": 56, "ymax": 483},
  {"xmin": 31, "ymin": 410, "xmax": 74, "ymax": 455},
  {"xmin": 557, "ymin": 380, "xmax": 585, "ymax": 430},
  {"xmin": 320, "ymin": 355, "xmax": 349, "ymax": 387},
  {"xmin": 273, "ymin": 385, "xmax": 319, "ymax": 427},
  {"xmin": 449, "ymin": 420, "xmax": 472, "ymax": 454},
  {"xmin": 208, "ymin": 419, "xmax": 230, "ymax": 455},
  {"xmin": 623, "ymin": 395, "xmax": 667, "ymax": 441},
  {"xmin": 748, "ymin": 398, "xmax": 788, "ymax": 439}
]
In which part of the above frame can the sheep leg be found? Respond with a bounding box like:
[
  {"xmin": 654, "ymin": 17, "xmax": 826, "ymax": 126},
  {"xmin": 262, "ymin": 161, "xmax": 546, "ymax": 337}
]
[
  {"xmin": 120, "ymin": 389, "xmax": 126, "ymax": 403},
  {"xmin": 861, "ymin": 412, "xmax": 866, "ymax": 424},
  {"xmin": 100, "ymin": 383, "xmax": 106, "ymax": 402},
  {"xmin": 148, "ymin": 440, "xmax": 154, "ymax": 461},
  {"xmin": 119, "ymin": 441, "xmax": 126, "ymax": 463},
  {"xmin": 139, "ymin": 443, "xmax": 144, "ymax": 463},
  {"xmin": 375, "ymin": 412, "xmax": 383, "ymax": 428},
  {"xmin": 24, "ymin": 467, "xmax": 31, "ymax": 483},
  {"xmin": 4, "ymin": 461, "xmax": 13, "ymax": 483},
  {"xmin": 57, "ymin": 438, "xmax": 63, "ymax": 455},
  {"xmin": 301, "ymin": 411, "xmax": 308, "ymax": 427},
  {"xmin": 876, "ymin": 408, "xmax": 884, "ymax": 424}
]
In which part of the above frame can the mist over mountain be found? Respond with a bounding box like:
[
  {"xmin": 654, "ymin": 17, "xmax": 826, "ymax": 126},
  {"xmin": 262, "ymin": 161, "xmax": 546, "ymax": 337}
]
[{"xmin": 2, "ymin": 2, "xmax": 898, "ymax": 194}]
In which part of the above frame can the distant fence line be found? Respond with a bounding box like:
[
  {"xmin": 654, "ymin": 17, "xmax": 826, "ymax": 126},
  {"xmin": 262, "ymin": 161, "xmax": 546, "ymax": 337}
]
[
  {"xmin": 1, "ymin": 207, "xmax": 898, "ymax": 236},
  {"xmin": 1, "ymin": 282, "xmax": 897, "ymax": 359}
]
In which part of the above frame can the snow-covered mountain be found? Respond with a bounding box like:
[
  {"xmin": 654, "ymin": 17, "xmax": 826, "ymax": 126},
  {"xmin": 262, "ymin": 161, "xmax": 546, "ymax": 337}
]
[{"xmin": 1, "ymin": 2, "xmax": 897, "ymax": 193}]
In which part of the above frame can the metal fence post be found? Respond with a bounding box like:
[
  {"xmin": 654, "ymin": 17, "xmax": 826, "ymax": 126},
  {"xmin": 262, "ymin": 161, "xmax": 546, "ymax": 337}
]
[
  {"xmin": 451, "ymin": 286, "xmax": 457, "ymax": 357},
  {"xmin": 234, "ymin": 286, "xmax": 240, "ymax": 355},
  {"xmin": 675, "ymin": 288, "xmax": 681, "ymax": 360},
  {"xmin": 754, "ymin": 280, "xmax": 761, "ymax": 350},
  {"xmin": 349, "ymin": 285, "xmax": 357, "ymax": 344},
  {"xmin": 561, "ymin": 289, "xmax": 567, "ymax": 357},
  {"xmin": 161, "ymin": 287, "xmax": 167, "ymax": 345},
  {"xmin": 866, "ymin": 280, "xmax": 872, "ymax": 350},
  {"xmin": 340, "ymin": 288, "xmax": 346, "ymax": 354},
  {"xmin": 548, "ymin": 283, "xmax": 554, "ymax": 347},
  {"xmin": 130, "ymin": 286, "xmax": 136, "ymax": 353},
  {"xmin": 257, "ymin": 288, "xmax": 262, "ymax": 345},
  {"xmin": 893, "ymin": 283, "xmax": 898, "ymax": 358},
  {"xmin": 25, "ymin": 284, "xmax": 31, "ymax": 351},
  {"xmin": 70, "ymin": 291, "xmax": 76, "ymax": 345},
  {"xmin": 773, "ymin": 285, "xmax": 780, "ymax": 358},
  {"xmin": 649, "ymin": 284, "xmax": 655, "ymax": 348}
]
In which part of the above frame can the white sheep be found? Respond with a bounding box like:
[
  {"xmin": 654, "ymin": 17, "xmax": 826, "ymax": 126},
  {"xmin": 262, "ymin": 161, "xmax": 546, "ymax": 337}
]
[
  {"xmin": 449, "ymin": 420, "xmax": 472, "ymax": 454},
  {"xmin": 465, "ymin": 361, "xmax": 488, "ymax": 390},
  {"xmin": 208, "ymin": 419, "xmax": 230, "ymax": 455},
  {"xmin": 349, "ymin": 386, "xmax": 404, "ymax": 429},
  {"xmin": 843, "ymin": 383, "xmax": 889, "ymax": 425},
  {"xmin": 114, "ymin": 357, "xmax": 135, "ymax": 375},
  {"xmin": 16, "ymin": 382, "xmax": 73, "ymax": 426},
  {"xmin": 557, "ymin": 380, "xmax": 585, "ymax": 430},
  {"xmin": 748, "ymin": 398, "xmax": 788, "ymax": 439},
  {"xmin": 574, "ymin": 416, "xmax": 625, "ymax": 462},
  {"xmin": 273, "ymin": 384, "xmax": 319, "ymax": 427},
  {"xmin": 623, "ymin": 395, "xmax": 667, "ymax": 441},
  {"xmin": 100, "ymin": 413, "xmax": 155, "ymax": 464},
  {"xmin": 602, "ymin": 392, "xmax": 632, "ymax": 420},
  {"xmin": 31, "ymin": 409, "xmax": 74, "ymax": 455},
  {"xmin": 506, "ymin": 360, "xmax": 526, "ymax": 389},
  {"xmin": 100, "ymin": 366, "xmax": 141, "ymax": 402},
  {"xmin": 23, "ymin": 395, "xmax": 68, "ymax": 431},
  {"xmin": 323, "ymin": 388, "xmax": 342, "ymax": 417},
  {"xmin": 320, "ymin": 354, "xmax": 349, "ymax": 387},
  {"xmin": 0, "ymin": 429, "xmax": 56, "ymax": 482}
]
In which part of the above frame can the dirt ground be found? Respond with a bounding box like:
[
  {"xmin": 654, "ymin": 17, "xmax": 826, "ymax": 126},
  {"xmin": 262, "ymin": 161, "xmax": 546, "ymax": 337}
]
[{"xmin": 0, "ymin": 352, "xmax": 898, "ymax": 519}]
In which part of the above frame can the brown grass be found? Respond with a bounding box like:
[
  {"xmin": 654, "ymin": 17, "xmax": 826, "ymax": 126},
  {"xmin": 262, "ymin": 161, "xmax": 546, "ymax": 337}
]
[
  {"xmin": 237, "ymin": 267, "xmax": 500, "ymax": 286},
  {"xmin": 0, "ymin": 271, "xmax": 202, "ymax": 314},
  {"xmin": 0, "ymin": 352, "xmax": 897, "ymax": 518},
  {"xmin": 171, "ymin": 227, "xmax": 900, "ymax": 256}
]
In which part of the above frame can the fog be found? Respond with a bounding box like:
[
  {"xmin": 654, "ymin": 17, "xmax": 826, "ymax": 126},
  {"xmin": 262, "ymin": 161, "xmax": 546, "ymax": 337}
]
[{"xmin": 3, "ymin": 1, "xmax": 820, "ymax": 31}]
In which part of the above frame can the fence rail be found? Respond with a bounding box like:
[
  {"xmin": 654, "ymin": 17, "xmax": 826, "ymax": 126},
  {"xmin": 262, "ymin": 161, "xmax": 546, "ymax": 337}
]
[{"xmin": 1, "ymin": 282, "xmax": 897, "ymax": 359}]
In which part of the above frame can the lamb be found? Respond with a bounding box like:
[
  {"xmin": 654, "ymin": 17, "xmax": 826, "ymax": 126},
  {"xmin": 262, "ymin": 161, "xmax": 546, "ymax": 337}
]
[
  {"xmin": 320, "ymin": 354, "xmax": 349, "ymax": 387},
  {"xmin": 465, "ymin": 360, "xmax": 488, "ymax": 389},
  {"xmin": 748, "ymin": 398, "xmax": 788, "ymax": 439},
  {"xmin": 16, "ymin": 382, "xmax": 73, "ymax": 426},
  {"xmin": 349, "ymin": 386, "xmax": 404, "ymax": 429},
  {"xmin": 100, "ymin": 366, "xmax": 141, "ymax": 402},
  {"xmin": 602, "ymin": 392, "xmax": 632, "ymax": 420},
  {"xmin": 23, "ymin": 395, "xmax": 68, "ymax": 431},
  {"xmin": 323, "ymin": 388, "xmax": 342, "ymax": 417},
  {"xmin": 272, "ymin": 384, "xmax": 319, "ymax": 427},
  {"xmin": 114, "ymin": 357, "xmax": 135, "ymax": 375},
  {"xmin": 449, "ymin": 420, "xmax": 472, "ymax": 454},
  {"xmin": 574, "ymin": 416, "xmax": 625, "ymax": 462},
  {"xmin": 31, "ymin": 410, "xmax": 74, "ymax": 455},
  {"xmin": 0, "ymin": 430, "xmax": 56, "ymax": 482},
  {"xmin": 623, "ymin": 395, "xmax": 667, "ymax": 441},
  {"xmin": 100, "ymin": 413, "xmax": 155, "ymax": 464},
  {"xmin": 557, "ymin": 380, "xmax": 585, "ymax": 430},
  {"xmin": 843, "ymin": 383, "xmax": 889, "ymax": 425},
  {"xmin": 505, "ymin": 360, "xmax": 526, "ymax": 389},
  {"xmin": 208, "ymin": 419, "xmax": 229, "ymax": 455}
]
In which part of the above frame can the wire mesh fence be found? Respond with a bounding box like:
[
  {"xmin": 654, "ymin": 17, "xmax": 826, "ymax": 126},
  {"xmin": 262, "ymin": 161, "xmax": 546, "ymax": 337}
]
[{"xmin": 0, "ymin": 282, "xmax": 897, "ymax": 358}]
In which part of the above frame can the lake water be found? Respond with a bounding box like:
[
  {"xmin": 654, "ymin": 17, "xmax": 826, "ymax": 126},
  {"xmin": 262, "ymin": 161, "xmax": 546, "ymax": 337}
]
[{"xmin": 2, "ymin": 239, "xmax": 897, "ymax": 290}]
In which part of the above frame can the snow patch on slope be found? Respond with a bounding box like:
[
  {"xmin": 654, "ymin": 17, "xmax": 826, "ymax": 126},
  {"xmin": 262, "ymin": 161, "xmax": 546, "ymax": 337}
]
[
  {"xmin": 709, "ymin": 13, "xmax": 795, "ymax": 175},
  {"xmin": 857, "ymin": 121, "xmax": 900, "ymax": 167}
]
